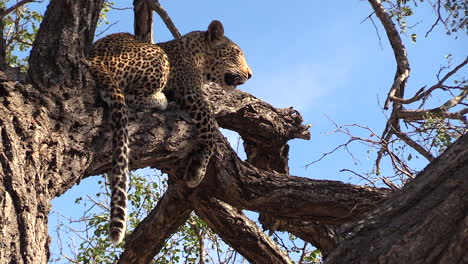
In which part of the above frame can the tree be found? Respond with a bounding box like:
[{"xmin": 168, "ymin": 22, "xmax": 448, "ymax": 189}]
[{"xmin": 0, "ymin": 0, "xmax": 466, "ymax": 263}]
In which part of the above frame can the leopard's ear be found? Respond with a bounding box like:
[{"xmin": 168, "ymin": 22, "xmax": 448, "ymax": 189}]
[{"xmin": 207, "ymin": 20, "xmax": 224, "ymax": 44}]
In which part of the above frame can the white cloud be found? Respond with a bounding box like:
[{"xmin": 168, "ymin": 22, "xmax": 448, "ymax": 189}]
[{"xmin": 248, "ymin": 60, "xmax": 352, "ymax": 112}]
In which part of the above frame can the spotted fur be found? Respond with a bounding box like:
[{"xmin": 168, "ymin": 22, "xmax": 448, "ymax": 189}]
[{"xmin": 89, "ymin": 20, "xmax": 252, "ymax": 244}]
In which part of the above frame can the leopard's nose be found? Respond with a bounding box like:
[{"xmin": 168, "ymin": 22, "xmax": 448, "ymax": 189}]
[{"xmin": 247, "ymin": 72, "xmax": 252, "ymax": 79}]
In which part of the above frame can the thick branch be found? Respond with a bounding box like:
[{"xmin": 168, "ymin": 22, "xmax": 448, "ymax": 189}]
[
  {"xmin": 259, "ymin": 214, "xmax": 340, "ymax": 257},
  {"xmin": 133, "ymin": 0, "xmax": 153, "ymax": 43},
  {"xmin": 118, "ymin": 185, "xmax": 193, "ymax": 263},
  {"xmin": 113, "ymin": 130, "xmax": 388, "ymax": 261},
  {"xmin": 212, "ymin": 147, "xmax": 390, "ymax": 223}
]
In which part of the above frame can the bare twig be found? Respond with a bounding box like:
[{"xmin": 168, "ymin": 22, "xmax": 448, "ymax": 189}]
[
  {"xmin": 298, "ymin": 242, "xmax": 308, "ymax": 264},
  {"xmin": 381, "ymin": 177, "xmax": 400, "ymax": 190},
  {"xmin": 394, "ymin": 129, "xmax": 435, "ymax": 161},
  {"xmin": 425, "ymin": 0, "xmax": 442, "ymax": 37},
  {"xmin": 306, "ymin": 139, "xmax": 357, "ymax": 167},
  {"xmin": 188, "ymin": 221, "xmax": 206, "ymax": 264},
  {"xmin": 392, "ymin": 57, "xmax": 468, "ymax": 105},
  {"xmin": 361, "ymin": 12, "xmax": 383, "ymax": 50},
  {"xmin": 306, "ymin": 119, "xmax": 382, "ymax": 168},
  {"xmin": 339, "ymin": 169, "xmax": 377, "ymax": 187},
  {"xmin": 95, "ymin": 21, "xmax": 119, "ymax": 37}
]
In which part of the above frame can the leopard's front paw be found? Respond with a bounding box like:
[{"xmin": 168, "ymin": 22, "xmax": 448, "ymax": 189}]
[{"xmin": 184, "ymin": 155, "xmax": 206, "ymax": 188}]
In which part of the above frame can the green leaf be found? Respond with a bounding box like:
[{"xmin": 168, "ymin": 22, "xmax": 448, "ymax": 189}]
[{"xmin": 75, "ymin": 197, "xmax": 83, "ymax": 204}]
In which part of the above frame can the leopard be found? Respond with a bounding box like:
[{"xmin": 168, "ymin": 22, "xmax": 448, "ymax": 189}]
[{"xmin": 89, "ymin": 20, "xmax": 252, "ymax": 244}]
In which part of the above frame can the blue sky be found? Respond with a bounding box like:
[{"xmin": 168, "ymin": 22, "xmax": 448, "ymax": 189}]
[{"xmin": 38, "ymin": 0, "xmax": 466, "ymax": 262}]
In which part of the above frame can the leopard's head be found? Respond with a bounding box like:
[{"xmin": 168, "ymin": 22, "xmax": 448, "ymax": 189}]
[{"xmin": 203, "ymin": 20, "xmax": 252, "ymax": 91}]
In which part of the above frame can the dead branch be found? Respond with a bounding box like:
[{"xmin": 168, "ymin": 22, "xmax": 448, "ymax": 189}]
[
  {"xmin": 397, "ymin": 107, "xmax": 468, "ymax": 122},
  {"xmin": 368, "ymin": 0, "xmax": 411, "ymax": 110},
  {"xmin": 148, "ymin": 0, "xmax": 181, "ymax": 39},
  {"xmin": 392, "ymin": 57, "xmax": 467, "ymax": 105},
  {"xmin": 394, "ymin": 129, "xmax": 435, "ymax": 161},
  {"xmin": 425, "ymin": 0, "xmax": 443, "ymax": 37}
]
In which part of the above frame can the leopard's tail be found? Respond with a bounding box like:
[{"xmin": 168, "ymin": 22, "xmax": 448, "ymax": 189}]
[
  {"xmin": 108, "ymin": 94, "xmax": 129, "ymax": 244},
  {"xmin": 91, "ymin": 62, "xmax": 129, "ymax": 244}
]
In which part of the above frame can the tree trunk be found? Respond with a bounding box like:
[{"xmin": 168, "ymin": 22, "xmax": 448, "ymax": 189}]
[
  {"xmin": 1, "ymin": 0, "xmax": 103, "ymax": 263},
  {"xmin": 326, "ymin": 133, "xmax": 468, "ymax": 264}
]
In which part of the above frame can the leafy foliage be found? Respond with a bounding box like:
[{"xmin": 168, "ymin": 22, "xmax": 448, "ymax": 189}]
[
  {"xmin": 0, "ymin": 0, "xmax": 43, "ymax": 69},
  {"xmin": 382, "ymin": 0, "xmax": 467, "ymax": 39},
  {"xmin": 0, "ymin": 0, "xmax": 115, "ymax": 70},
  {"xmin": 50, "ymin": 172, "xmax": 228, "ymax": 263}
]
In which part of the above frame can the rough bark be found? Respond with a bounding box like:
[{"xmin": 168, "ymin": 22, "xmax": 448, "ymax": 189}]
[
  {"xmin": 326, "ymin": 133, "xmax": 468, "ymax": 264},
  {"xmin": 0, "ymin": 0, "xmax": 103, "ymax": 263},
  {"xmin": 118, "ymin": 186, "xmax": 193, "ymax": 263}
]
